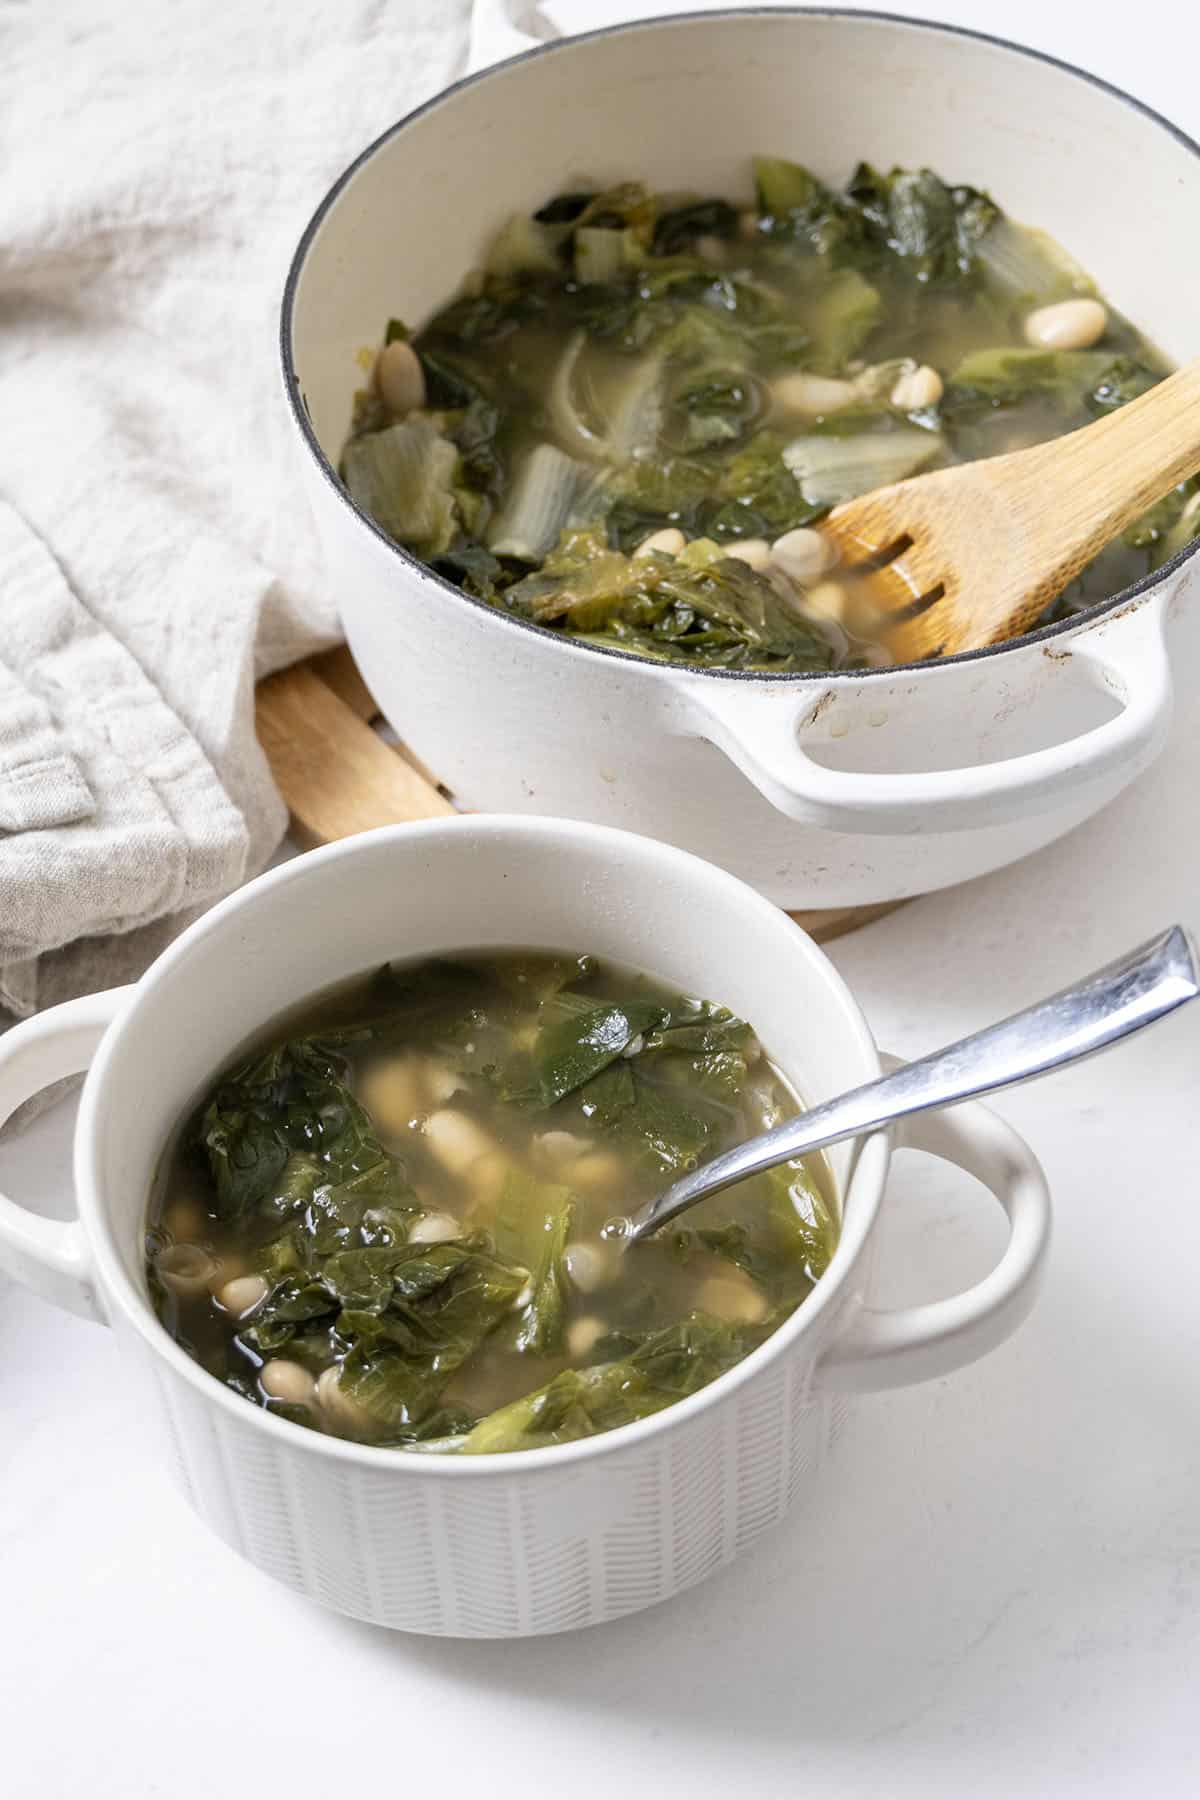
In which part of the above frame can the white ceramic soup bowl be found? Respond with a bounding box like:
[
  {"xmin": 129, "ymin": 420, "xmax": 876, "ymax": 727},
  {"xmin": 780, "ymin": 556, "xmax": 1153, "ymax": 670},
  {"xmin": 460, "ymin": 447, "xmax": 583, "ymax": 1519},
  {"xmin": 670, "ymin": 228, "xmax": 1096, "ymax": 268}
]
[
  {"xmin": 0, "ymin": 818, "xmax": 1049, "ymax": 1636},
  {"xmin": 283, "ymin": 7, "xmax": 1200, "ymax": 911}
]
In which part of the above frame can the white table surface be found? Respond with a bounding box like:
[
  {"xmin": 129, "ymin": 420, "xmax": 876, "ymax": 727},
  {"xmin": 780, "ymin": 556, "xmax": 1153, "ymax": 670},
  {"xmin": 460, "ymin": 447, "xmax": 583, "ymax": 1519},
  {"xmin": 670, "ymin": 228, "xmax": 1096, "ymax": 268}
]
[{"xmin": 4, "ymin": 3, "xmax": 1199, "ymax": 1795}]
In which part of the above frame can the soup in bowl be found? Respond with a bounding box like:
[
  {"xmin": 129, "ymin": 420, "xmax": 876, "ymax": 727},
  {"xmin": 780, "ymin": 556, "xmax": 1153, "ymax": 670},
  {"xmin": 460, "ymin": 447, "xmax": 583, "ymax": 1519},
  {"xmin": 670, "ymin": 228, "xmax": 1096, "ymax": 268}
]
[{"xmin": 0, "ymin": 817, "xmax": 1050, "ymax": 1634}]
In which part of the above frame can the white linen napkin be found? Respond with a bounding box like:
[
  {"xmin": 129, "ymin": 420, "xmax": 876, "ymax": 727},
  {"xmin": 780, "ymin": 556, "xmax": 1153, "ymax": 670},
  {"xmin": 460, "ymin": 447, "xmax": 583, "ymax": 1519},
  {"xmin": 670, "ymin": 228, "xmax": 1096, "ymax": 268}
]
[{"xmin": 0, "ymin": 0, "xmax": 472, "ymax": 1023}]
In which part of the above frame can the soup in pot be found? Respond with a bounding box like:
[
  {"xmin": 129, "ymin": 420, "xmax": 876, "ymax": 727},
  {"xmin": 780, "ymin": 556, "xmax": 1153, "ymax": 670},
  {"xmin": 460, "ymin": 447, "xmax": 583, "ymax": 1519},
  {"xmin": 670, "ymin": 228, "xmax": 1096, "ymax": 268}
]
[
  {"xmin": 340, "ymin": 155, "xmax": 1198, "ymax": 670},
  {"xmin": 147, "ymin": 952, "xmax": 836, "ymax": 1455}
]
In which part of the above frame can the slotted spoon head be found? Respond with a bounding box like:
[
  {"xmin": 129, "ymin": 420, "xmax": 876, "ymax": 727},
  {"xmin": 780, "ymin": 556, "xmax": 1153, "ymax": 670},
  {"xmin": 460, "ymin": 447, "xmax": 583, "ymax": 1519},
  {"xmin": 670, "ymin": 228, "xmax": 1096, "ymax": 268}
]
[
  {"xmin": 820, "ymin": 455, "xmax": 1071, "ymax": 664},
  {"xmin": 819, "ymin": 358, "xmax": 1200, "ymax": 664}
]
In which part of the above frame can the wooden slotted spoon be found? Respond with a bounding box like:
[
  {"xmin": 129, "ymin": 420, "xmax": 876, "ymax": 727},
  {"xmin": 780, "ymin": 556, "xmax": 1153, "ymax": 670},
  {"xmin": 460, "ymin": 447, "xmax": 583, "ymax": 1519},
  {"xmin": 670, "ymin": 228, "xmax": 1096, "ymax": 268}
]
[{"xmin": 820, "ymin": 358, "xmax": 1200, "ymax": 663}]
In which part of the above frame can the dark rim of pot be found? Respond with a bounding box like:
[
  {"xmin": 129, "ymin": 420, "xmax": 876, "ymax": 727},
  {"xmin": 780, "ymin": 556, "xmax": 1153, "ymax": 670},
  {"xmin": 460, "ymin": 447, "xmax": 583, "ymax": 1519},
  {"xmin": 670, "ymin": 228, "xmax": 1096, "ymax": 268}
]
[{"xmin": 280, "ymin": 6, "xmax": 1200, "ymax": 684}]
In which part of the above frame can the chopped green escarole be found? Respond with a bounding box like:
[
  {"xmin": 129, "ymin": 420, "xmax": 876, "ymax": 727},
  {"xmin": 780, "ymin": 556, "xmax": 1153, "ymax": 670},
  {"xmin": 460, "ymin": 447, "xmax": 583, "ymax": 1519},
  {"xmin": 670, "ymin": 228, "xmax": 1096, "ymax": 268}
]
[
  {"xmin": 339, "ymin": 153, "xmax": 1179, "ymax": 666},
  {"xmin": 460, "ymin": 1314, "xmax": 762, "ymax": 1454}
]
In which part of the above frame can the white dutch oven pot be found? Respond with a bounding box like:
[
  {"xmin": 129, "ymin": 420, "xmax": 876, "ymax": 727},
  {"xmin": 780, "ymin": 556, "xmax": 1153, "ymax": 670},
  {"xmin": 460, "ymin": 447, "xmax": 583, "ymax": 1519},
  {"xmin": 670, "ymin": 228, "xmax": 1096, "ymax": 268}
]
[
  {"xmin": 283, "ymin": 7, "xmax": 1200, "ymax": 909},
  {"xmin": 0, "ymin": 819, "xmax": 1050, "ymax": 1635}
]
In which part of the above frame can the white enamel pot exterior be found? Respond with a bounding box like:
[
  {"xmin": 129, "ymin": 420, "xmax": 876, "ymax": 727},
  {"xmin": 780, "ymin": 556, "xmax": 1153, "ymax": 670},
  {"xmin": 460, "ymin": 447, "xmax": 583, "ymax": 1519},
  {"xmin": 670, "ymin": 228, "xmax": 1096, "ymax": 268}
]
[
  {"xmin": 283, "ymin": 9, "xmax": 1200, "ymax": 908},
  {"xmin": 0, "ymin": 819, "xmax": 1050, "ymax": 1635}
]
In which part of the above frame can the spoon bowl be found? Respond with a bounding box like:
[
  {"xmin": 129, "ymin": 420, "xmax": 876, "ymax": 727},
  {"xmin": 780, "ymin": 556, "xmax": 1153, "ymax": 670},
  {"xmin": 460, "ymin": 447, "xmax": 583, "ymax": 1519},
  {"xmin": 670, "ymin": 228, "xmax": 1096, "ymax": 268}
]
[{"xmin": 821, "ymin": 359, "xmax": 1200, "ymax": 662}]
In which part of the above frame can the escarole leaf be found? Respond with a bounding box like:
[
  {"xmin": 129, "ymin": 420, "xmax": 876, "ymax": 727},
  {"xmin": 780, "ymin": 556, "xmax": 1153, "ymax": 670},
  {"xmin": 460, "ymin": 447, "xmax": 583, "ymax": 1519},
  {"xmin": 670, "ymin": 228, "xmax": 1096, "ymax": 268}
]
[
  {"xmin": 460, "ymin": 1314, "xmax": 755, "ymax": 1454},
  {"xmin": 946, "ymin": 346, "xmax": 1114, "ymax": 403},
  {"xmin": 503, "ymin": 524, "xmax": 837, "ymax": 670},
  {"xmin": 765, "ymin": 1161, "xmax": 838, "ymax": 1282},
  {"xmin": 637, "ymin": 1001, "xmax": 755, "ymax": 1105},
  {"xmin": 607, "ymin": 352, "xmax": 667, "ymax": 461},
  {"xmin": 510, "ymin": 990, "xmax": 665, "ymax": 1108},
  {"xmin": 342, "ymin": 417, "xmax": 462, "ymax": 556},
  {"xmin": 845, "ymin": 164, "xmax": 998, "ymax": 283},
  {"xmin": 336, "ymin": 1240, "xmax": 527, "ymax": 1430},
  {"xmin": 803, "ymin": 267, "xmax": 883, "ymax": 370},
  {"xmin": 196, "ymin": 1036, "xmax": 412, "ymax": 1226},
  {"xmin": 783, "ymin": 426, "xmax": 943, "ymax": 505},
  {"xmin": 974, "ymin": 218, "xmax": 1094, "ymax": 304},
  {"xmin": 239, "ymin": 1275, "xmax": 337, "ymax": 1354},
  {"xmin": 705, "ymin": 431, "xmax": 824, "ymax": 539},
  {"xmin": 1154, "ymin": 488, "xmax": 1200, "ymax": 568},
  {"xmin": 547, "ymin": 330, "xmax": 610, "ymax": 462},
  {"xmin": 652, "ymin": 197, "xmax": 739, "ymax": 256},
  {"xmin": 494, "ymin": 1172, "xmax": 574, "ymax": 1355},
  {"xmin": 487, "ymin": 444, "xmax": 589, "ymax": 561},
  {"xmin": 574, "ymin": 225, "xmax": 627, "ymax": 286},
  {"xmin": 753, "ymin": 157, "xmax": 854, "ymax": 258}
]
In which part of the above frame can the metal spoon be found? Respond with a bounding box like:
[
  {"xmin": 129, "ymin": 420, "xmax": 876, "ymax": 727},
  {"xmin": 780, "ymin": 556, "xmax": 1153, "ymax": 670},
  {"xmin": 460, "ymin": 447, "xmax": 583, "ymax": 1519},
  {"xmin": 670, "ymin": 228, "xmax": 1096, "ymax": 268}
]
[{"xmin": 622, "ymin": 924, "xmax": 1198, "ymax": 1244}]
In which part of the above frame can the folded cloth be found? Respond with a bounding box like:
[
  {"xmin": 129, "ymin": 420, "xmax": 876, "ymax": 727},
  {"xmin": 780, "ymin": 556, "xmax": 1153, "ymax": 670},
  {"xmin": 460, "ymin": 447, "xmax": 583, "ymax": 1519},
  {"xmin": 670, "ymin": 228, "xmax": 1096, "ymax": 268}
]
[{"xmin": 0, "ymin": 0, "xmax": 472, "ymax": 1025}]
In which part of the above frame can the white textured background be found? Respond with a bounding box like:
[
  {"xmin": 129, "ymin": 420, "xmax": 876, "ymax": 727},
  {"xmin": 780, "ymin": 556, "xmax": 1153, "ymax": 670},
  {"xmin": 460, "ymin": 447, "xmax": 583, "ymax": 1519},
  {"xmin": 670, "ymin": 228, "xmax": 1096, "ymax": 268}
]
[{"xmin": 3, "ymin": 2, "xmax": 1199, "ymax": 1795}]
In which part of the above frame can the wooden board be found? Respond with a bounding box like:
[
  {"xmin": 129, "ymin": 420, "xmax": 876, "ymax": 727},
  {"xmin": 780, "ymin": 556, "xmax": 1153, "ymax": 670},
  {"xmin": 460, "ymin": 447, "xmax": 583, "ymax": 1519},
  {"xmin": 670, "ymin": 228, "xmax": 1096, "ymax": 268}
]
[{"xmin": 255, "ymin": 648, "xmax": 903, "ymax": 943}]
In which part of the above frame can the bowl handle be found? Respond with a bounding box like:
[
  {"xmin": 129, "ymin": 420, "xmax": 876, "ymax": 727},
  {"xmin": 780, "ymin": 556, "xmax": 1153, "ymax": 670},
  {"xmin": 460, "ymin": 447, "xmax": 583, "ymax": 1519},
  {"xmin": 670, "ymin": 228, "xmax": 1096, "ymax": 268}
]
[
  {"xmin": 687, "ymin": 594, "xmax": 1172, "ymax": 835},
  {"xmin": 0, "ymin": 987, "xmax": 131, "ymax": 1323},
  {"xmin": 467, "ymin": 0, "xmax": 557, "ymax": 71},
  {"xmin": 813, "ymin": 1078, "xmax": 1051, "ymax": 1394}
]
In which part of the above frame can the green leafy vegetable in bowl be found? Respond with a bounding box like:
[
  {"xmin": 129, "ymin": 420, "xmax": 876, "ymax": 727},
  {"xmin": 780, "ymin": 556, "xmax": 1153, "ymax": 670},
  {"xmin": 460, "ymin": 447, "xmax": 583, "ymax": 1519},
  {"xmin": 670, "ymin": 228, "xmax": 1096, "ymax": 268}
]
[
  {"xmin": 340, "ymin": 156, "xmax": 1198, "ymax": 667},
  {"xmin": 147, "ymin": 952, "xmax": 836, "ymax": 1455}
]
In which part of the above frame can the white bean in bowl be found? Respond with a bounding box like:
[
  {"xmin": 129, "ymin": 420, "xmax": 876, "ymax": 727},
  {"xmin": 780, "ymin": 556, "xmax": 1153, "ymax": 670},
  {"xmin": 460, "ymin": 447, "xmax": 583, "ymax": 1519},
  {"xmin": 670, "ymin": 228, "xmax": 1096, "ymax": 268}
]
[
  {"xmin": 215, "ymin": 1273, "xmax": 269, "ymax": 1317},
  {"xmin": 1024, "ymin": 298, "xmax": 1108, "ymax": 351},
  {"xmin": 770, "ymin": 527, "xmax": 836, "ymax": 586},
  {"xmin": 376, "ymin": 338, "xmax": 426, "ymax": 414},
  {"xmin": 260, "ymin": 1360, "xmax": 317, "ymax": 1406},
  {"xmin": 890, "ymin": 363, "xmax": 943, "ymax": 411}
]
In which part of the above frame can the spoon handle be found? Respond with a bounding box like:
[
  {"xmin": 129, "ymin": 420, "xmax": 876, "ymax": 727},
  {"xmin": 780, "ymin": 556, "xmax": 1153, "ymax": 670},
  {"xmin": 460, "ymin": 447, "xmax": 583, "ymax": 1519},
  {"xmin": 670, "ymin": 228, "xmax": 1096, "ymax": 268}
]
[
  {"xmin": 1011, "ymin": 357, "xmax": 1200, "ymax": 551},
  {"xmin": 625, "ymin": 925, "xmax": 1198, "ymax": 1241}
]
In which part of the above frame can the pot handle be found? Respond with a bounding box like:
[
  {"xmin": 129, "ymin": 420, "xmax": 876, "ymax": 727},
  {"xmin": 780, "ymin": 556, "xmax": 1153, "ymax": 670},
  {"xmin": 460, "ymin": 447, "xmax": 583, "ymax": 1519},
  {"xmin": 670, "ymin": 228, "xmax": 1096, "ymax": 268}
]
[
  {"xmin": 813, "ymin": 1076, "xmax": 1051, "ymax": 1394},
  {"xmin": 0, "ymin": 987, "xmax": 131, "ymax": 1324},
  {"xmin": 689, "ymin": 596, "xmax": 1171, "ymax": 835},
  {"xmin": 467, "ymin": 0, "xmax": 557, "ymax": 71}
]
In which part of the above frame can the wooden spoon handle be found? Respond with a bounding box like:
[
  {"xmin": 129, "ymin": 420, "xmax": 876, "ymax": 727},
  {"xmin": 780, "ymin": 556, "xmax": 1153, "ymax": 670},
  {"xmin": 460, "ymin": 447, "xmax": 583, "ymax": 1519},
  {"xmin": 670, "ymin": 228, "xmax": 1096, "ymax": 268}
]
[{"xmin": 1016, "ymin": 356, "xmax": 1200, "ymax": 547}]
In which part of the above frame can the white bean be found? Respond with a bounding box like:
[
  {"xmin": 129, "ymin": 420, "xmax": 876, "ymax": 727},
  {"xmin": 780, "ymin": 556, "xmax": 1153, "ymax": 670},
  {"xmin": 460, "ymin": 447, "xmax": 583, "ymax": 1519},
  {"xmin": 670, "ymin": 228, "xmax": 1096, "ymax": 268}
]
[
  {"xmin": 770, "ymin": 527, "xmax": 836, "ymax": 587},
  {"xmin": 316, "ymin": 1364, "xmax": 373, "ymax": 1432},
  {"xmin": 467, "ymin": 1149, "xmax": 512, "ymax": 1207},
  {"xmin": 408, "ymin": 1211, "xmax": 461, "ymax": 1246},
  {"xmin": 155, "ymin": 1244, "xmax": 218, "ymax": 1299},
  {"xmin": 376, "ymin": 338, "xmax": 426, "ymax": 414},
  {"xmin": 423, "ymin": 1061, "xmax": 461, "ymax": 1107},
  {"xmin": 772, "ymin": 372, "xmax": 857, "ymax": 416},
  {"xmin": 1023, "ymin": 298, "xmax": 1108, "ymax": 351},
  {"xmin": 216, "ymin": 1274, "xmax": 269, "ymax": 1317},
  {"xmin": 723, "ymin": 538, "xmax": 771, "ymax": 572},
  {"xmin": 890, "ymin": 363, "xmax": 943, "ymax": 411},
  {"xmin": 696, "ymin": 1274, "xmax": 768, "ymax": 1325},
  {"xmin": 634, "ymin": 526, "xmax": 686, "ymax": 559},
  {"xmin": 563, "ymin": 1240, "xmax": 615, "ymax": 1294},
  {"xmin": 535, "ymin": 1129, "xmax": 592, "ymax": 1165},
  {"xmin": 803, "ymin": 580, "xmax": 847, "ymax": 623},
  {"xmin": 567, "ymin": 1150, "xmax": 625, "ymax": 1194},
  {"xmin": 424, "ymin": 1108, "xmax": 495, "ymax": 1175},
  {"xmin": 567, "ymin": 1316, "xmax": 607, "ymax": 1359},
  {"xmin": 260, "ymin": 1359, "xmax": 317, "ymax": 1406},
  {"xmin": 359, "ymin": 1056, "xmax": 424, "ymax": 1137}
]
